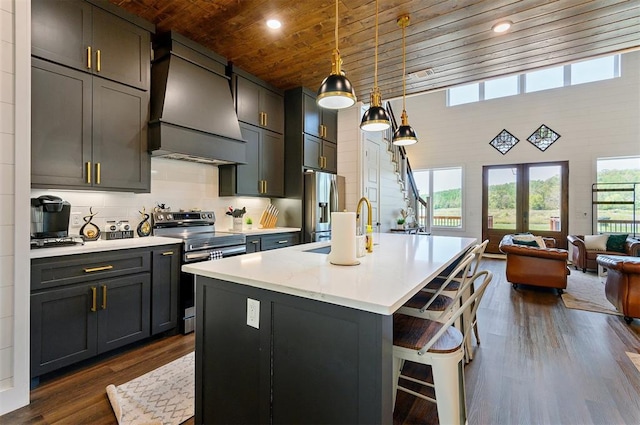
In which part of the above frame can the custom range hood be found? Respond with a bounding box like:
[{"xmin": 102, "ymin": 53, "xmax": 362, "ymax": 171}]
[{"xmin": 149, "ymin": 32, "xmax": 246, "ymax": 165}]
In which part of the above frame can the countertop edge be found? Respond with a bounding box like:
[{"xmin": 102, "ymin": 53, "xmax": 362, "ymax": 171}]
[{"xmin": 30, "ymin": 236, "xmax": 181, "ymax": 259}]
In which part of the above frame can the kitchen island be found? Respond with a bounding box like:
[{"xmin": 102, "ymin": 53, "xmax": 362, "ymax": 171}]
[{"xmin": 183, "ymin": 233, "xmax": 476, "ymax": 424}]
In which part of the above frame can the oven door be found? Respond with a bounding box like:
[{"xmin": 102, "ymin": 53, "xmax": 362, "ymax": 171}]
[{"xmin": 181, "ymin": 244, "xmax": 247, "ymax": 333}]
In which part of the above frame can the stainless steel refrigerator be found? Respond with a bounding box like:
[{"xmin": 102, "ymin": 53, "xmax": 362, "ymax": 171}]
[{"xmin": 304, "ymin": 172, "xmax": 345, "ymax": 243}]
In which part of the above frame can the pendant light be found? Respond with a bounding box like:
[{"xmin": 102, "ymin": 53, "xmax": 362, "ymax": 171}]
[
  {"xmin": 317, "ymin": 0, "xmax": 357, "ymax": 109},
  {"xmin": 393, "ymin": 15, "xmax": 418, "ymax": 146},
  {"xmin": 360, "ymin": 0, "xmax": 390, "ymax": 132}
]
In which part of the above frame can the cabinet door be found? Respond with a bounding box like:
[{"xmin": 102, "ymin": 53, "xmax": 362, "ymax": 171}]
[
  {"xmin": 235, "ymin": 76, "xmax": 261, "ymax": 127},
  {"xmin": 96, "ymin": 273, "xmax": 151, "ymax": 354},
  {"xmin": 260, "ymin": 232, "xmax": 300, "ymax": 251},
  {"xmin": 261, "ymin": 130, "xmax": 285, "ymax": 197},
  {"xmin": 262, "ymin": 89, "xmax": 284, "ymax": 134},
  {"xmin": 303, "ymin": 93, "xmax": 322, "ymax": 138},
  {"xmin": 303, "ymin": 134, "xmax": 323, "ymax": 170},
  {"xmin": 31, "ymin": 58, "xmax": 92, "ymax": 189},
  {"xmin": 151, "ymin": 247, "xmax": 180, "ymax": 335},
  {"xmin": 246, "ymin": 236, "xmax": 261, "ymax": 253},
  {"xmin": 92, "ymin": 77, "xmax": 150, "ymax": 192},
  {"xmin": 31, "ymin": 0, "xmax": 92, "ymax": 72},
  {"xmin": 322, "ymin": 141, "xmax": 338, "ymax": 174},
  {"xmin": 92, "ymin": 7, "xmax": 151, "ymax": 90},
  {"xmin": 31, "ymin": 284, "xmax": 98, "ymax": 377},
  {"xmin": 322, "ymin": 109, "xmax": 338, "ymax": 143},
  {"xmin": 236, "ymin": 123, "xmax": 261, "ymax": 196}
]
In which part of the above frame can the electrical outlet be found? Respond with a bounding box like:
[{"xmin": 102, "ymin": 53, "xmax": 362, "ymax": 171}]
[
  {"xmin": 247, "ymin": 298, "xmax": 260, "ymax": 329},
  {"xmin": 71, "ymin": 213, "xmax": 82, "ymax": 227}
]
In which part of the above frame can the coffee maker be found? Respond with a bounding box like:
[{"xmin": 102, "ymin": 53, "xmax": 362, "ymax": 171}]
[{"xmin": 30, "ymin": 195, "xmax": 71, "ymax": 239}]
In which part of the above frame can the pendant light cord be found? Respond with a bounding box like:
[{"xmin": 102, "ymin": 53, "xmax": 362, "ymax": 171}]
[
  {"xmin": 402, "ymin": 19, "xmax": 407, "ymax": 112},
  {"xmin": 335, "ymin": 0, "xmax": 339, "ymax": 52},
  {"xmin": 374, "ymin": 0, "xmax": 379, "ymax": 88}
]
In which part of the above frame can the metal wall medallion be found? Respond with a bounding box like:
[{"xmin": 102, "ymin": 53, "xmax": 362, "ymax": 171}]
[
  {"xmin": 528, "ymin": 124, "xmax": 560, "ymax": 152},
  {"xmin": 489, "ymin": 129, "xmax": 519, "ymax": 155}
]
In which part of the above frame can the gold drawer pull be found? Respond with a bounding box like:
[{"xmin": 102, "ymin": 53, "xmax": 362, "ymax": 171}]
[
  {"xmin": 251, "ymin": 240, "xmax": 259, "ymax": 244},
  {"xmin": 96, "ymin": 162, "xmax": 101, "ymax": 185},
  {"xmin": 96, "ymin": 49, "xmax": 101, "ymax": 72},
  {"xmin": 90, "ymin": 287, "xmax": 97, "ymax": 312},
  {"xmin": 87, "ymin": 46, "xmax": 92, "ymax": 69},
  {"xmin": 84, "ymin": 265, "xmax": 113, "ymax": 273},
  {"xmin": 102, "ymin": 285, "xmax": 107, "ymax": 310},
  {"xmin": 162, "ymin": 251, "xmax": 174, "ymax": 256},
  {"xmin": 86, "ymin": 161, "xmax": 91, "ymax": 184}
]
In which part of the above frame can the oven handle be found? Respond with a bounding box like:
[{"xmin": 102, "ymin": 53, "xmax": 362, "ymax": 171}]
[
  {"xmin": 185, "ymin": 252, "xmax": 213, "ymax": 262},
  {"xmin": 184, "ymin": 245, "xmax": 247, "ymax": 262}
]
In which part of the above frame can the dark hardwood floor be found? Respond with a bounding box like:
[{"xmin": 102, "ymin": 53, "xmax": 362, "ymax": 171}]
[{"xmin": 2, "ymin": 258, "xmax": 639, "ymax": 425}]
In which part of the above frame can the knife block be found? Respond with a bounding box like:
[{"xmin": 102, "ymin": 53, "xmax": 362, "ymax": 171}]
[{"xmin": 259, "ymin": 204, "xmax": 279, "ymax": 228}]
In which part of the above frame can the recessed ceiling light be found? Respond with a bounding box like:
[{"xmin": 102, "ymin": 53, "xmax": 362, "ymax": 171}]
[
  {"xmin": 491, "ymin": 20, "xmax": 512, "ymax": 33},
  {"xmin": 266, "ymin": 19, "xmax": 282, "ymax": 29}
]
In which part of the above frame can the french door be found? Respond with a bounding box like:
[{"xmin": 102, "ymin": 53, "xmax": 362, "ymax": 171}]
[{"xmin": 482, "ymin": 161, "xmax": 569, "ymax": 254}]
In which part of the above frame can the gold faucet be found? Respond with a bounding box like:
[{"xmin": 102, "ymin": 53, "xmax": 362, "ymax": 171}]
[{"xmin": 356, "ymin": 197, "xmax": 373, "ymax": 253}]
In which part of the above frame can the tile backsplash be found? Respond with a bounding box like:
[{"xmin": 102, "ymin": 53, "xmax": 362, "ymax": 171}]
[{"xmin": 30, "ymin": 158, "xmax": 271, "ymax": 234}]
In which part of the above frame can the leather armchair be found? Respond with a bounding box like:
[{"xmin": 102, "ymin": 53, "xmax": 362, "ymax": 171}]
[
  {"xmin": 596, "ymin": 255, "xmax": 640, "ymax": 324},
  {"xmin": 567, "ymin": 235, "xmax": 640, "ymax": 272},
  {"xmin": 499, "ymin": 234, "xmax": 570, "ymax": 293}
]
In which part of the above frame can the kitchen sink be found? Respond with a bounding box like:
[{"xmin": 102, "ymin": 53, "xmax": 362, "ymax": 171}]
[{"xmin": 304, "ymin": 246, "xmax": 331, "ymax": 254}]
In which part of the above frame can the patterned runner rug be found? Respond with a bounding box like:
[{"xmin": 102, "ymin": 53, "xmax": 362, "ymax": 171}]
[
  {"xmin": 561, "ymin": 270, "xmax": 621, "ymax": 316},
  {"xmin": 106, "ymin": 351, "xmax": 194, "ymax": 425}
]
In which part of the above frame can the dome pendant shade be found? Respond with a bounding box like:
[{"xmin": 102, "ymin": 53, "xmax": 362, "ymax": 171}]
[
  {"xmin": 360, "ymin": 88, "xmax": 390, "ymax": 131},
  {"xmin": 317, "ymin": 72, "xmax": 357, "ymax": 109},
  {"xmin": 392, "ymin": 110, "xmax": 418, "ymax": 145}
]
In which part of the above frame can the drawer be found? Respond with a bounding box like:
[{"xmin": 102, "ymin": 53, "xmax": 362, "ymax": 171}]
[
  {"xmin": 260, "ymin": 232, "xmax": 300, "ymax": 251},
  {"xmin": 31, "ymin": 248, "xmax": 151, "ymax": 291},
  {"xmin": 246, "ymin": 235, "xmax": 261, "ymax": 253}
]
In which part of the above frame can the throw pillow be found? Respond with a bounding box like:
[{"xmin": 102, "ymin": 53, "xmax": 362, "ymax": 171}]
[
  {"xmin": 534, "ymin": 236, "xmax": 547, "ymax": 249},
  {"xmin": 606, "ymin": 234, "xmax": 628, "ymax": 253},
  {"xmin": 512, "ymin": 234, "xmax": 536, "ymax": 242},
  {"xmin": 513, "ymin": 239, "xmax": 539, "ymax": 247},
  {"xmin": 583, "ymin": 234, "xmax": 608, "ymax": 251}
]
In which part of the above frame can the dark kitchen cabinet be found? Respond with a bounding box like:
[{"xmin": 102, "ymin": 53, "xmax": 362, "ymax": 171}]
[
  {"xmin": 220, "ymin": 67, "xmax": 285, "ymax": 197},
  {"xmin": 234, "ymin": 72, "xmax": 284, "ymax": 134},
  {"xmin": 31, "ymin": 57, "xmax": 150, "ymax": 192},
  {"xmin": 244, "ymin": 232, "xmax": 300, "ymax": 253},
  {"xmin": 30, "ymin": 246, "xmax": 175, "ymax": 380},
  {"xmin": 31, "ymin": 273, "xmax": 150, "ymax": 378},
  {"xmin": 219, "ymin": 123, "xmax": 284, "ymax": 197},
  {"xmin": 151, "ymin": 245, "xmax": 181, "ymax": 335},
  {"xmin": 303, "ymin": 92, "xmax": 338, "ymax": 143},
  {"xmin": 303, "ymin": 134, "xmax": 338, "ymax": 174},
  {"xmin": 31, "ymin": 0, "xmax": 152, "ymax": 90},
  {"xmin": 246, "ymin": 235, "xmax": 261, "ymax": 253}
]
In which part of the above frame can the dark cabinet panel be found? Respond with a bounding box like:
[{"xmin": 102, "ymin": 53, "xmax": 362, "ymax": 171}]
[
  {"xmin": 31, "ymin": 0, "xmax": 151, "ymax": 90},
  {"xmin": 96, "ymin": 274, "xmax": 151, "ymax": 353},
  {"xmin": 321, "ymin": 109, "xmax": 338, "ymax": 144},
  {"xmin": 151, "ymin": 246, "xmax": 180, "ymax": 334},
  {"xmin": 302, "ymin": 91, "xmax": 337, "ymax": 143},
  {"xmin": 234, "ymin": 73, "xmax": 284, "ymax": 134},
  {"xmin": 322, "ymin": 140, "xmax": 338, "ymax": 173},
  {"xmin": 92, "ymin": 78, "xmax": 150, "ymax": 191},
  {"xmin": 219, "ymin": 123, "xmax": 284, "ymax": 197},
  {"xmin": 31, "ymin": 284, "xmax": 98, "ymax": 377},
  {"xmin": 303, "ymin": 134, "xmax": 322, "ymax": 170},
  {"xmin": 260, "ymin": 232, "xmax": 300, "ymax": 251},
  {"xmin": 31, "ymin": 58, "xmax": 92, "ymax": 188},
  {"xmin": 246, "ymin": 235, "xmax": 261, "ymax": 253}
]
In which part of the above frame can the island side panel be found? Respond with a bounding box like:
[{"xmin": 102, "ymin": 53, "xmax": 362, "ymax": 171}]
[
  {"xmin": 195, "ymin": 278, "xmax": 272, "ymax": 425},
  {"xmin": 195, "ymin": 276, "xmax": 393, "ymax": 424}
]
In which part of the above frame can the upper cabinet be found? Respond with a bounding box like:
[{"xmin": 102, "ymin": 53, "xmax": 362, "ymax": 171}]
[
  {"xmin": 31, "ymin": 0, "xmax": 154, "ymax": 193},
  {"xmin": 219, "ymin": 66, "xmax": 285, "ymax": 197},
  {"xmin": 302, "ymin": 93, "xmax": 338, "ymax": 144},
  {"xmin": 31, "ymin": 0, "xmax": 152, "ymax": 90}
]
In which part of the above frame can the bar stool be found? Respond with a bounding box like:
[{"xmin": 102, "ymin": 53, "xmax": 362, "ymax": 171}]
[{"xmin": 393, "ymin": 270, "xmax": 493, "ymax": 425}]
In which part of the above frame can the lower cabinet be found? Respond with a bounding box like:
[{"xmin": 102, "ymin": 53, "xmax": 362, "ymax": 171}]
[
  {"xmin": 30, "ymin": 244, "xmax": 180, "ymax": 379},
  {"xmin": 245, "ymin": 232, "xmax": 300, "ymax": 253},
  {"xmin": 31, "ymin": 273, "xmax": 150, "ymax": 377}
]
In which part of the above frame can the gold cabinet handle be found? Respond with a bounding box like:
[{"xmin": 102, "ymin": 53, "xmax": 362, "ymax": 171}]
[
  {"xmin": 90, "ymin": 287, "xmax": 97, "ymax": 312},
  {"xmin": 251, "ymin": 240, "xmax": 259, "ymax": 244},
  {"xmin": 322, "ymin": 125, "xmax": 325, "ymax": 138},
  {"xmin": 277, "ymin": 240, "xmax": 288, "ymax": 244},
  {"xmin": 162, "ymin": 251, "xmax": 174, "ymax": 256},
  {"xmin": 96, "ymin": 162, "xmax": 101, "ymax": 185},
  {"xmin": 84, "ymin": 265, "xmax": 113, "ymax": 273},
  {"xmin": 263, "ymin": 180, "xmax": 267, "ymax": 193},
  {"xmin": 101, "ymin": 285, "xmax": 107, "ymax": 310},
  {"xmin": 263, "ymin": 112, "xmax": 267, "ymax": 127},
  {"xmin": 96, "ymin": 49, "xmax": 101, "ymax": 72},
  {"xmin": 87, "ymin": 46, "xmax": 92, "ymax": 69},
  {"xmin": 86, "ymin": 161, "xmax": 92, "ymax": 184}
]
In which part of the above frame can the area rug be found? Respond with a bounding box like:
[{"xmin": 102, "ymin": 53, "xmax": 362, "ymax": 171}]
[
  {"xmin": 106, "ymin": 352, "xmax": 194, "ymax": 425},
  {"xmin": 560, "ymin": 271, "xmax": 621, "ymax": 316}
]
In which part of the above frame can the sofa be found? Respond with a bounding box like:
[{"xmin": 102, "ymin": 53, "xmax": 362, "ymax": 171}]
[
  {"xmin": 596, "ymin": 255, "xmax": 640, "ymax": 324},
  {"xmin": 567, "ymin": 235, "xmax": 640, "ymax": 272},
  {"xmin": 499, "ymin": 234, "xmax": 571, "ymax": 293}
]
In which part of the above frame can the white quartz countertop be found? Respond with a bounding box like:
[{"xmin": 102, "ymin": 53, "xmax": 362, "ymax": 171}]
[
  {"xmin": 182, "ymin": 233, "xmax": 477, "ymax": 315},
  {"xmin": 223, "ymin": 227, "xmax": 301, "ymax": 235},
  {"xmin": 30, "ymin": 236, "xmax": 181, "ymax": 259}
]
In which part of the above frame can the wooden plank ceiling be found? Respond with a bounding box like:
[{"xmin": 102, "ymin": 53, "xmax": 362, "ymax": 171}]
[{"xmin": 110, "ymin": 0, "xmax": 640, "ymax": 101}]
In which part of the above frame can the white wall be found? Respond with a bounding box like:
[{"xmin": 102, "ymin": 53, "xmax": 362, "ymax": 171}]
[
  {"xmin": 392, "ymin": 51, "xmax": 640, "ymax": 240},
  {"xmin": 0, "ymin": 0, "xmax": 30, "ymax": 414}
]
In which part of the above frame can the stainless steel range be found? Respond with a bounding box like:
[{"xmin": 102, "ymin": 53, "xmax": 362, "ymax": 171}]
[{"xmin": 152, "ymin": 210, "xmax": 246, "ymax": 333}]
